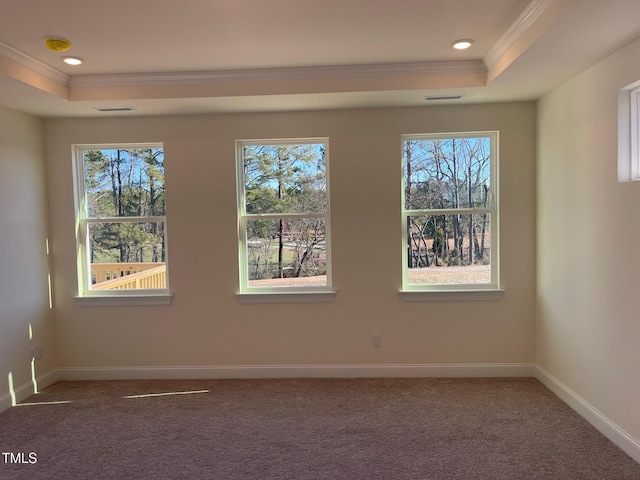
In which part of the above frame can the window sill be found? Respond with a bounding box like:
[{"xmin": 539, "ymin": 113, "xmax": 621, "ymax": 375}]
[
  {"xmin": 236, "ymin": 291, "xmax": 336, "ymax": 304},
  {"xmin": 74, "ymin": 293, "xmax": 173, "ymax": 307},
  {"xmin": 399, "ymin": 289, "xmax": 504, "ymax": 302}
]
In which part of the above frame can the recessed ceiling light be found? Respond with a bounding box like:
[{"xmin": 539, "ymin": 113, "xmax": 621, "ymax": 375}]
[
  {"xmin": 62, "ymin": 56, "xmax": 83, "ymax": 66},
  {"xmin": 452, "ymin": 39, "xmax": 473, "ymax": 50}
]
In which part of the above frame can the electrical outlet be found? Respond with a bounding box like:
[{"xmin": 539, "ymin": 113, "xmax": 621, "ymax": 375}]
[{"xmin": 371, "ymin": 334, "xmax": 382, "ymax": 348}]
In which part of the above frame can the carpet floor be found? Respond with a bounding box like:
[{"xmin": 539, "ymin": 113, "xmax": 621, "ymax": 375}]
[{"xmin": 0, "ymin": 377, "xmax": 639, "ymax": 479}]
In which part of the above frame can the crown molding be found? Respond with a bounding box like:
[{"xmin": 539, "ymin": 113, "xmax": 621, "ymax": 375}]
[
  {"xmin": 68, "ymin": 60, "xmax": 487, "ymax": 88},
  {"xmin": 0, "ymin": 38, "xmax": 485, "ymax": 91},
  {"xmin": 483, "ymin": 0, "xmax": 555, "ymax": 70},
  {"xmin": 0, "ymin": 41, "xmax": 70, "ymax": 85}
]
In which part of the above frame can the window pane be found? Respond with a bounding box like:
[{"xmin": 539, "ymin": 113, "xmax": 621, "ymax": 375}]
[
  {"xmin": 404, "ymin": 137, "xmax": 491, "ymax": 210},
  {"xmin": 245, "ymin": 218, "xmax": 327, "ymax": 287},
  {"xmin": 242, "ymin": 144, "xmax": 326, "ymax": 214},
  {"xmin": 83, "ymin": 148, "xmax": 165, "ymax": 218},
  {"xmin": 406, "ymin": 214, "xmax": 491, "ymax": 285},
  {"xmin": 88, "ymin": 221, "xmax": 166, "ymax": 290}
]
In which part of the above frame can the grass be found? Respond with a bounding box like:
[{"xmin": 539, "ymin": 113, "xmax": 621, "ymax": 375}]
[{"xmin": 247, "ymin": 264, "xmax": 491, "ymax": 287}]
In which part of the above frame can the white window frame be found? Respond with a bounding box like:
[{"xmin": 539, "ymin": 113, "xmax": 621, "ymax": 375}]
[
  {"xmin": 630, "ymin": 86, "xmax": 640, "ymax": 179},
  {"xmin": 400, "ymin": 131, "xmax": 502, "ymax": 301},
  {"xmin": 72, "ymin": 143, "xmax": 171, "ymax": 306},
  {"xmin": 235, "ymin": 138, "xmax": 334, "ymax": 303},
  {"xmin": 618, "ymin": 81, "xmax": 640, "ymax": 182}
]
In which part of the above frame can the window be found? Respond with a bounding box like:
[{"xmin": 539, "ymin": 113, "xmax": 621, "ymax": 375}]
[
  {"xmin": 618, "ymin": 81, "xmax": 640, "ymax": 182},
  {"xmin": 73, "ymin": 144, "xmax": 170, "ymax": 302},
  {"xmin": 401, "ymin": 132, "xmax": 499, "ymax": 294},
  {"xmin": 236, "ymin": 139, "xmax": 332, "ymax": 297}
]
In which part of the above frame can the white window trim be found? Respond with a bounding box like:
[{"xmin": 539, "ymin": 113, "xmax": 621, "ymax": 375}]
[
  {"xmin": 74, "ymin": 294, "xmax": 172, "ymax": 307},
  {"xmin": 399, "ymin": 131, "xmax": 500, "ymax": 300},
  {"xmin": 235, "ymin": 138, "xmax": 334, "ymax": 303},
  {"xmin": 618, "ymin": 81, "xmax": 640, "ymax": 182},
  {"xmin": 72, "ymin": 143, "xmax": 172, "ymax": 305},
  {"xmin": 631, "ymin": 87, "xmax": 640, "ymax": 180},
  {"xmin": 399, "ymin": 289, "xmax": 504, "ymax": 302}
]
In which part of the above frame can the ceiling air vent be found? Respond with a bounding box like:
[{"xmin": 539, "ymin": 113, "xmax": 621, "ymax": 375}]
[
  {"xmin": 424, "ymin": 95, "xmax": 465, "ymax": 101},
  {"xmin": 93, "ymin": 107, "xmax": 136, "ymax": 112}
]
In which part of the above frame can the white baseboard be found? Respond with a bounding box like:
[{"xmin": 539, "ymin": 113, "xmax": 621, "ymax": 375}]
[
  {"xmin": 0, "ymin": 369, "xmax": 61, "ymax": 414},
  {"xmin": 57, "ymin": 362, "xmax": 535, "ymax": 381},
  {"xmin": 0, "ymin": 363, "xmax": 533, "ymax": 413},
  {"xmin": 535, "ymin": 365, "xmax": 640, "ymax": 464}
]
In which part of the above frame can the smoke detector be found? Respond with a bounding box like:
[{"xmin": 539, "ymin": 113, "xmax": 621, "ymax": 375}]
[{"xmin": 45, "ymin": 37, "xmax": 71, "ymax": 52}]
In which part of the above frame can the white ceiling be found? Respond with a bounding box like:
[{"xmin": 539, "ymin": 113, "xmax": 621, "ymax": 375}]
[{"xmin": 1, "ymin": 0, "xmax": 640, "ymax": 118}]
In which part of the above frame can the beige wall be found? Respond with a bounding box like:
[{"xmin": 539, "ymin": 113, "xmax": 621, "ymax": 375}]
[
  {"xmin": 537, "ymin": 36, "xmax": 640, "ymax": 441},
  {"xmin": 0, "ymin": 105, "xmax": 55, "ymax": 404},
  {"xmin": 44, "ymin": 103, "xmax": 536, "ymax": 370}
]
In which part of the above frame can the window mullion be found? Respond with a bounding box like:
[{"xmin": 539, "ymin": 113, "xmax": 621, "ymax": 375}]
[
  {"xmin": 85, "ymin": 216, "xmax": 166, "ymax": 224},
  {"xmin": 242, "ymin": 212, "xmax": 326, "ymax": 220},
  {"xmin": 404, "ymin": 208, "xmax": 493, "ymax": 216}
]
